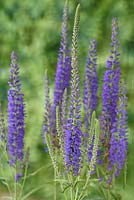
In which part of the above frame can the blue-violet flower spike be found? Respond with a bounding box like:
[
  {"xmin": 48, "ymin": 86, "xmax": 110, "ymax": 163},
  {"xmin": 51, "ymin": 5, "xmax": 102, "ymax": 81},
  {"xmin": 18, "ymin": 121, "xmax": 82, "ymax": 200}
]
[
  {"xmin": 8, "ymin": 51, "xmax": 25, "ymax": 166},
  {"xmin": 54, "ymin": 0, "xmax": 71, "ymax": 106},
  {"xmin": 84, "ymin": 39, "xmax": 98, "ymax": 130},
  {"xmin": 64, "ymin": 4, "xmax": 82, "ymax": 175}
]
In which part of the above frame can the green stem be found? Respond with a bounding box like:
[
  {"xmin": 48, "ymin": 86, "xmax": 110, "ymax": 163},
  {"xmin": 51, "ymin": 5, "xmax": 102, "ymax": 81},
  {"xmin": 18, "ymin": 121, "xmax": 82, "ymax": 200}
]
[
  {"xmin": 60, "ymin": 175, "xmax": 68, "ymax": 200},
  {"xmin": 54, "ymin": 167, "xmax": 57, "ymax": 200},
  {"xmin": 107, "ymin": 189, "xmax": 111, "ymax": 200},
  {"xmin": 19, "ymin": 163, "xmax": 28, "ymax": 199},
  {"xmin": 124, "ymin": 161, "xmax": 127, "ymax": 189},
  {"xmin": 14, "ymin": 182, "xmax": 17, "ymax": 200},
  {"xmin": 14, "ymin": 164, "xmax": 18, "ymax": 200},
  {"xmin": 71, "ymin": 186, "xmax": 73, "ymax": 200},
  {"xmin": 77, "ymin": 174, "xmax": 90, "ymax": 200},
  {"xmin": 74, "ymin": 187, "xmax": 79, "ymax": 200}
]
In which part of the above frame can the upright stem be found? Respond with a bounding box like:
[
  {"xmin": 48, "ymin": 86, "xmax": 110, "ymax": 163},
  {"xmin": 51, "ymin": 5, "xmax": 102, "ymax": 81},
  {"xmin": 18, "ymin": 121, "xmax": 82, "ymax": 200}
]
[
  {"xmin": 74, "ymin": 187, "xmax": 79, "ymax": 200},
  {"xmin": 54, "ymin": 166, "xmax": 57, "ymax": 200},
  {"xmin": 14, "ymin": 164, "xmax": 17, "ymax": 200},
  {"xmin": 106, "ymin": 188, "xmax": 111, "ymax": 200},
  {"xmin": 19, "ymin": 162, "xmax": 28, "ymax": 199},
  {"xmin": 71, "ymin": 186, "xmax": 73, "ymax": 200}
]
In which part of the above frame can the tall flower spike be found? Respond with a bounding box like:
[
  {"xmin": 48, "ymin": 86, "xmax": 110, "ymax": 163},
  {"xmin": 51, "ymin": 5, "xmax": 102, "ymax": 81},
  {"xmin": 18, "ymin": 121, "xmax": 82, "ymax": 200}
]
[
  {"xmin": 51, "ymin": 0, "xmax": 71, "ymax": 139},
  {"xmin": 84, "ymin": 39, "xmax": 98, "ymax": 131},
  {"xmin": 64, "ymin": 4, "xmax": 82, "ymax": 175},
  {"xmin": 87, "ymin": 111, "xmax": 96, "ymax": 163},
  {"xmin": 116, "ymin": 82, "xmax": 128, "ymax": 174},
  {"xmin": 109, "ymin": 81, "xmax": 128, "ymax": 177},
  {"xmin": 89, "ymin": 119, "xmax": 100, "ymax": 175},
  {"xmin": 100, "ymin": 18, "xmax": 120, "ymax": 134},
  {"xmin": 42, "ymin": 70, "xmax": 51, "ymax": 145},
  {"xmin": 8, "ymin": 51, "xmax": 25, "ymax": 167},
  {"xmin": 100, "ymin": 18, "xmax": 120, "ymax": 165},
  {"xmin": 54, "ymin": 0, "xmax": 71, "ymax": 106}
]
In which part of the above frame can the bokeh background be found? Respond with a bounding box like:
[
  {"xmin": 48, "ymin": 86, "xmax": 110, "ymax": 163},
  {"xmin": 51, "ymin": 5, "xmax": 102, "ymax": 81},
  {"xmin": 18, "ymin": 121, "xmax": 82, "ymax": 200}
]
[{"xmin": 0, "ymin": 0, "xmax": 133, "ymax": 199}]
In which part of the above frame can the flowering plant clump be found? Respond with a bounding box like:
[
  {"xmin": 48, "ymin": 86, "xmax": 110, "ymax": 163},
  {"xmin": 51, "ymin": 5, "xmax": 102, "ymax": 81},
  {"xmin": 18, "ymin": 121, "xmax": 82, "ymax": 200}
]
[
  {"xmin": 42, "ymin": 2, "xmax": 128, "ymax": 200},
  {"xmin": 0, "ymin": 53, "xmax": 43, "ymax": 200},
  {"xmin": 0, "ymin": 1, "xmax": 128, "ymax": 200}
]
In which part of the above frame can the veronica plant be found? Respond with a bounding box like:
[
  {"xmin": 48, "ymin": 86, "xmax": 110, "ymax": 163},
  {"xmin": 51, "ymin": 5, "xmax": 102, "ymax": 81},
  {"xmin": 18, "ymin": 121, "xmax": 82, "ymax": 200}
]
[
  {"xmin": 43, "ymin": 4, "xmax": 100, "ymax": 200},
  {"xmin": 0, "ymin": 52, "xmax": 28, "ymax": 200},
  {"xmin": 0, "ymin": 52, "xmax": 45, "ymax": 200},
  {"xmin": 43, "ymin": 3, "xmax": 128, "ymax": 200},
  {"xmin": 0, "ymin": 2, "xmax": 128, "ymax": 200},
  {"xmin": 50, "ymin": 0, "xmax": 71, "ymax": 144}
]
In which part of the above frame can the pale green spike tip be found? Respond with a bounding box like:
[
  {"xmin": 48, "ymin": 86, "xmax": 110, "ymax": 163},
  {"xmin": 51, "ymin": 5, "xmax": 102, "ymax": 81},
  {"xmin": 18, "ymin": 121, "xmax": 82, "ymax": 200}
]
[
  {"xmin": 63, "ymin": 0, "xmax": 69, "ymax": 15},
  {"xmin": 44, "ymin": 69, "xmax": 48, "ymax": 77},
  {"xmin": 95, "ymin": 119, "xmax": 100, "ymax": 137},
  {"xmin": 75, "ymin": 4, "xmax": 80, "ymax": 22},
  {"xmin": 65, "ymin": 0, "xmax": 69, "ymax": 7},
  {"xmin": 76, "ymin": 4, "xmax": 80, "ymax": 10},
  {"xmin": 92, "ymin": 111, "xmax": 96, "ymax": 121},
  {"xmin": 90, "ymin": 111, "xmax": 96, "ymax": 129},
  {"xmin": 71, "ymin": 3, "xmax": 81, "ymax": 57},
  {"xmin": 73, "ymin": 4, "xmax": 80, "ymax": 26}
]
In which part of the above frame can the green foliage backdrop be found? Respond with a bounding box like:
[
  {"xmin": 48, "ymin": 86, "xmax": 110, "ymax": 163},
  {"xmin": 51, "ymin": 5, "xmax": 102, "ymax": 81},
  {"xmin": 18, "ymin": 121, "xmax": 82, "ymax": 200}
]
[{"xmin": 0, "ymin": 0, "xmax": 133, "ymax": 199}]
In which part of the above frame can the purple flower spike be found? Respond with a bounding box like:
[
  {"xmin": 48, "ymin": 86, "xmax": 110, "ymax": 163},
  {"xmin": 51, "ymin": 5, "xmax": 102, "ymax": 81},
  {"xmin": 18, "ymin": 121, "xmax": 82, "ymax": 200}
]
[
  {"xmin": 51, "ymin": 1, "xmax": 71, "ymax": 139},
  {"xmin": 54, "ymin": 0, "xmax": 71, "ymax": 106},
  {"xmin": 100, "ymin": 18, "xmax": 120, "ymax": 137},
  {"xmin": 100, "ymin": 69, "xmax": 115, "ymax": 136},
  {"xmin": 109, "ymin": 82, "xmax": 128, "ymax": 176},
  {"xmin": 64, "ymin": 4, "xmax": 82, "ymax": 175},
  {"xmin": 8, "ymin": 51, "xmax": 25, "ymax": 167},
  {"xmin": 99, "ymin": 18, "xmax": 121, "ymax": 169},
  {"xmin": 84, "ymin": 39, "xmax": 98, "ymax": 130}
]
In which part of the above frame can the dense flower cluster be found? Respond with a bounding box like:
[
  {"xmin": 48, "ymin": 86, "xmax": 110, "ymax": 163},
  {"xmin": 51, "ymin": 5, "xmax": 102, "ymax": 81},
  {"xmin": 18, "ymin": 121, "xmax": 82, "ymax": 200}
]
[
  {"xmin": 63, "ymin": 4, "xmax": 82, "ymax": 175},
  {"xmin": 100, "ymin": 18, "xmax": 120, "ymax": 136},
  {"xmin": 84, "ymin": 39, "xmax": 98, "ymax": 130},
  {"xmin": 0, "ymin": 3, "xmax": 128, "ymax": 199},
  {"xmin": 7, "ymin": 52, "xmax": 25, "ymax": 170},
  {"xmin": 99, "ymin": 19, "xmax": 123, "ymax": 177},
  {"xmin": 109, "ymin": 82, "xmax": 128, "ymax": 176},
  {"xmin": 43, "ymin": 10, "xmax": 128, "ymax": 184},
  {"xmin": 54, "ymin": 0, "xmax": 71, "ymax": 107},
  {"xmin": 50, "ymin": 1, "xmax": 71, "ymax": 140}
]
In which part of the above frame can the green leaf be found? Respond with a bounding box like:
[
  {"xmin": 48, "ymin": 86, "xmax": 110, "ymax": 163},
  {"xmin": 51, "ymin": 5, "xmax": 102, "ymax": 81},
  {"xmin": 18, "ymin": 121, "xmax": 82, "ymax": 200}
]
[{"xmin": 62, "ymin": 183, "xmax": 72, "ymax": 193}]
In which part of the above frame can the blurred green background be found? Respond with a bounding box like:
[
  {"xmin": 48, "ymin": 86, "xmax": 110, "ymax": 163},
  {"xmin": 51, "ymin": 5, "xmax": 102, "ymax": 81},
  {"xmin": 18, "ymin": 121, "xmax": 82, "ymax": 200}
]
[{"xmin": 0, "ymin": 0, "xmax": 133, "ymax": 199}]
